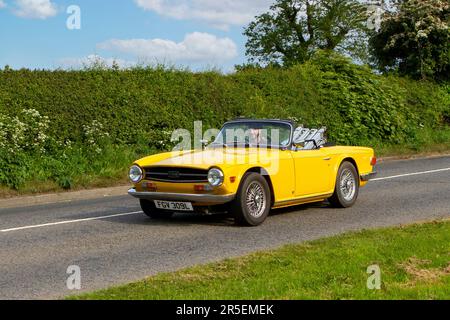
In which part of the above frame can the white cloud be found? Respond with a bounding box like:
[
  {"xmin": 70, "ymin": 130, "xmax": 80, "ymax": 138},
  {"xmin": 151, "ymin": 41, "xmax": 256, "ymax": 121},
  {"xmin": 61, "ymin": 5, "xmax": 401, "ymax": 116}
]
[
  {"xmin": 13, "ymin": 0, "xmax": 57, "ymax": 19},
  {"xmin": 0, "ymin": 1, "xmax": 6, "ymax": 9},
  {"xmin": 97, "ymin": 32, "xmax": 238, "ymax": 64},
  {"xmin": 58, "ymin": 55, "xmax": 136, "ymax": 70},
  {"xmin": 134, "ymin": 0, "xmax": 272, "ymax": 29}
]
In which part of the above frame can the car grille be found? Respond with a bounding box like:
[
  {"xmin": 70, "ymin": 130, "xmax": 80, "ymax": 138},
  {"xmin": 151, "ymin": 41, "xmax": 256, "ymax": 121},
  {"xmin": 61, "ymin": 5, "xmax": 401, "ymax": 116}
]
[{"xmin": 144, "ymin": 167, "xmax": 209, "ymax": 183}]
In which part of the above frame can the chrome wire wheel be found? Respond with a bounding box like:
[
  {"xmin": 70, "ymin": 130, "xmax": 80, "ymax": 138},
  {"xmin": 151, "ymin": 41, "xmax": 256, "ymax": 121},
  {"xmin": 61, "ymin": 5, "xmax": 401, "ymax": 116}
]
[
  {"xmin": 245, "ymin": 181, "xmax": 267, "ymax": 218},
  {"xmin": 232, "ymin": 172, "xmax": 271, "ymax": 226},
  {"xmin": 340, "ymin": 168, "xmax": 356, "ymax": 201}
]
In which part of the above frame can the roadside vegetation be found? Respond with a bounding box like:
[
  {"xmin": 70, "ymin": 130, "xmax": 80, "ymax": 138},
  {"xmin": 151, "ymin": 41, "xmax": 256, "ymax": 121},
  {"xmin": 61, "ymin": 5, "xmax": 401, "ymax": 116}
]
[
  {"xmin": 0, "ymin": 53, "xmax": 449, "ymax": 195},
  {"xmin": 70, "ymin": 220, "xmax": 450, "ymax": 300}
]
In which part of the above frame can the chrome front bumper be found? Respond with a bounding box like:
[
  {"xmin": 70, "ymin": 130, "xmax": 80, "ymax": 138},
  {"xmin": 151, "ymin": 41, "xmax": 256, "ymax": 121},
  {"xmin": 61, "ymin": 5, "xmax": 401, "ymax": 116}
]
[{"xmin": 128, "ymin": 188, "xmax": 235, "ymax": 204}]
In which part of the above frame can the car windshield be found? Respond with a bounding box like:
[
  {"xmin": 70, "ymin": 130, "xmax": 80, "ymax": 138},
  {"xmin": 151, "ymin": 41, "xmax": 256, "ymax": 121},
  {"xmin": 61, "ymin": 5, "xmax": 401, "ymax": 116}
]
[{"xmin": 211, "ymin": 121, "xmax": 292, "ymax": 148}]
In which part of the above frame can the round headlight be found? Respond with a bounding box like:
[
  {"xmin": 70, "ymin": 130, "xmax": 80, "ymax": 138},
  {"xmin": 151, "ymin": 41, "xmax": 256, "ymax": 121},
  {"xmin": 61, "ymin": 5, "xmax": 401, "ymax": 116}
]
[
  {"xmin": 208, "ymin": 168, "xmax": 224, "ymax": 187},
  {"xmin": 129, "ymin": 165, "xmax": 143, "ymax": 183}
]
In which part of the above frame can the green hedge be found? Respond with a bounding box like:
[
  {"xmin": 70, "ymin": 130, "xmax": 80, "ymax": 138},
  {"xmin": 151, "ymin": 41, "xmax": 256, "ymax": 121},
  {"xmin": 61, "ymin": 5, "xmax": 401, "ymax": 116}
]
[
  {"xmin": 1, "ymin": 54, "xmax": 448, "ymax": 147},
  {"xmin": 0, "ymin": 53, "xmax": 448, "ymax": 190}
]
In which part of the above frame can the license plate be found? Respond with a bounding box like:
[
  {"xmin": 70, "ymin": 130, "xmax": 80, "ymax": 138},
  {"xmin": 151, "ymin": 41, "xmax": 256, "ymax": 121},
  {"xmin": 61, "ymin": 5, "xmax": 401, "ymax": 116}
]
[{"xmin": 154, "ymin": 200, "xmax": 194, "ymax": 212}]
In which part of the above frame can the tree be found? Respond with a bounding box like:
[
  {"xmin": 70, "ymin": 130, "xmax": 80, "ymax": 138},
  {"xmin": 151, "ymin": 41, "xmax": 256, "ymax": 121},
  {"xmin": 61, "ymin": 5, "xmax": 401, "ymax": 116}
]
[
  {"xmin": 243, "ymin": 0, "xmax": 369, "ymax": 67},
  {"xmin": 370, "ymin": 0, "xmax": 449, "ymax": 81}
]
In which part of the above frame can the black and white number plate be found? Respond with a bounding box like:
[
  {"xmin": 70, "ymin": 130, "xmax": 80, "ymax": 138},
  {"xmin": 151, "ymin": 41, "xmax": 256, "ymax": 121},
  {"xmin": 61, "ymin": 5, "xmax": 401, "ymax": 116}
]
[{"xmin": 154, "ymin": 200, "xmax": 194, "ymax": 211}]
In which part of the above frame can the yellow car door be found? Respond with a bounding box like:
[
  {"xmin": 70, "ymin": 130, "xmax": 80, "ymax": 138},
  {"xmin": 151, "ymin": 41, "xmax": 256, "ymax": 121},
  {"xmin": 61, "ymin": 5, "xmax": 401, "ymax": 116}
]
[{"xmin": 292, "ymin": 148, "xmax": 334, "ymax": 197}]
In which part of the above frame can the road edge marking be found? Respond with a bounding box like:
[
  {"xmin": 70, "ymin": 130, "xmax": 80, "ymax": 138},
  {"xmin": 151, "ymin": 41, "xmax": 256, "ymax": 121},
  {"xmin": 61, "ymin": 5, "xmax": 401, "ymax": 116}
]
[
  {"xmin": 0, "ymin": 211, "xmax": 141, "ymax": 233},
  {"xmin": 0, "ymin": 185, "xmax": 130, "ymax": 210},
  {"xmin": 372, "ymin": 167, "xmax": 450, "ymax": 181}
]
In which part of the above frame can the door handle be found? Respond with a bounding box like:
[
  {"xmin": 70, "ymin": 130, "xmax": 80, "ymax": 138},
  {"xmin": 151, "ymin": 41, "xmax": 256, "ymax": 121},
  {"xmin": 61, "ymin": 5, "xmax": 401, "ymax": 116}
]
[{"xmin": 323, "ymin": 157, "xmax": 332, "ymax": 161}]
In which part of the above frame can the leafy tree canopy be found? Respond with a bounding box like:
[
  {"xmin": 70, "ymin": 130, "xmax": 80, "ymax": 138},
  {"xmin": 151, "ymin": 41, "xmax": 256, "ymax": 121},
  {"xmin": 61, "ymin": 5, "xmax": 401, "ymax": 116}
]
[
  {"xmin": 370, "ymin": 0, "xmax": 449, "ymax": 81},
  {"xmin": 243, "ymin": 0, "xmax": 369, "ymax": 67}
]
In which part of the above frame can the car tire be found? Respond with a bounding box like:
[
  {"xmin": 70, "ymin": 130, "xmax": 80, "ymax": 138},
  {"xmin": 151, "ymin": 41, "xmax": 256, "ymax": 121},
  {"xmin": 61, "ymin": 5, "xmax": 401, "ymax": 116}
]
[
  {"xmin": 140, "ymin": 199, "xmax": 174, "ymax": 219},
  {"xmin": 231, "ymin": 173, "xmax": 271, "ymax": 226},
  {"xmin": 329, "ymin": 161, "xmax": 359, "ymax": 208}
]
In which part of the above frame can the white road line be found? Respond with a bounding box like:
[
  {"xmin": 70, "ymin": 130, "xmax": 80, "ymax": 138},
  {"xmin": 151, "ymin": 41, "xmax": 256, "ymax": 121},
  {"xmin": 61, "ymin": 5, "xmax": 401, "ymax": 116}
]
[
  {"xmin": 1, "ymin": 167, "xmax": 450, "ymax": 233},
  {"xmin": 0, "ymin": 211, "xmax": 141, "ymax": 233},
  {"xmin": 372, "ymin": 167, "xmax": 450, "ymax": 181}
]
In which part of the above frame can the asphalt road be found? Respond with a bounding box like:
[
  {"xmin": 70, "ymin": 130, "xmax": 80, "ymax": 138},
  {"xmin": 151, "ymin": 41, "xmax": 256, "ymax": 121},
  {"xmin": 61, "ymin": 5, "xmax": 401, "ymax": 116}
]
[{"xmin": 0, "ymin": 156, "xmax": 449, "ymax": 300}]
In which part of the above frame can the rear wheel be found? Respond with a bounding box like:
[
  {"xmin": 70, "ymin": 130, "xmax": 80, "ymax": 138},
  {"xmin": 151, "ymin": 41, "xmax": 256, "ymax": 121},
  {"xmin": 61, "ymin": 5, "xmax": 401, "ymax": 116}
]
[
  {"xmin": 140, "ymin": 199, "xmax": 174, "ymax": 219},
  {"xmin": 231, "ymin": 173, "xmax": 271, "ymax": 226},
  {"xmin": 329, "ymin": 161, "xmax": 359, "ymax": 208}
]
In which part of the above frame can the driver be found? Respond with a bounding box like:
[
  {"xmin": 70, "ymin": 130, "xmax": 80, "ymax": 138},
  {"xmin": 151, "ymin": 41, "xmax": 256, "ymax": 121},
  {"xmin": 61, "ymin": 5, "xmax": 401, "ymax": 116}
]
[{"xmin": 248, "ymin": 128, "xmax": 268, "ymax": 145}]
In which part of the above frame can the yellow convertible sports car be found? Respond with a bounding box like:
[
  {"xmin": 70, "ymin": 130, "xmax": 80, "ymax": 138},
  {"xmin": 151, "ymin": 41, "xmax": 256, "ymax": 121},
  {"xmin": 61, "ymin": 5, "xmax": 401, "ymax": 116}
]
[{"xmin": 128, "ymin": 119, "xmax": 377, "ymax": 226}]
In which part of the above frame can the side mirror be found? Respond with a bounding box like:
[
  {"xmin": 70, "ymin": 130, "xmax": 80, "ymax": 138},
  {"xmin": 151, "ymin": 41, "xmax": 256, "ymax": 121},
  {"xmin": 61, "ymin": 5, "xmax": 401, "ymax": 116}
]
[{"xmin": 200, "ymin": 139, "xmax": 210, "ymax": 149}]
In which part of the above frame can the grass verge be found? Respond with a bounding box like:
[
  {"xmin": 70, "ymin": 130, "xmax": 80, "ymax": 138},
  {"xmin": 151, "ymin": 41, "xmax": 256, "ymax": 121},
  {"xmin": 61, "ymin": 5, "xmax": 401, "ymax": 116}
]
[{"xmin": 70, "ymin": 220, "xmax": 450, "ymax": 300}]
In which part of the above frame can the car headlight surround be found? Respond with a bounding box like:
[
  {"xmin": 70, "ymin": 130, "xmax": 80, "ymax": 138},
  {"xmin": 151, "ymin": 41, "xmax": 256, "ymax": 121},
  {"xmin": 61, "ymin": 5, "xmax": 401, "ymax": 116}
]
[
  {"xmin": 208, "ymin": 168, "xmax": 224, "ymax": 187},
  {"xmin": 129, "ymin": 165, "xmax": 143, "ymax": 183}
]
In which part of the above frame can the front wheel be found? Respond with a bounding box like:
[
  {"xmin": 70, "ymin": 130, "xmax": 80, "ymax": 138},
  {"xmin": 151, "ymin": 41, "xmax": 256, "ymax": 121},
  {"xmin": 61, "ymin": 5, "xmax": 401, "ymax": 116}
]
[
  {"xmin": 329, "ymin": 161, "xmax": 359, "ymax": 208},
  {"xmin": 231, "ymin": 173, "xmax": 271, "ymax": 226},
  {"xmin": 140, "ymin": 199, "xmax": 174, "ymax": 219}
]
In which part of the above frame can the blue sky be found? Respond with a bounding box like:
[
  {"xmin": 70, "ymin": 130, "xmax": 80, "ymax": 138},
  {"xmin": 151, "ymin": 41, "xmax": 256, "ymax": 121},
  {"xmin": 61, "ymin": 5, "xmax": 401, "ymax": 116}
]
[{"xmin": 0, "ymin": 0, "xmax": 273, "ymax": 71}]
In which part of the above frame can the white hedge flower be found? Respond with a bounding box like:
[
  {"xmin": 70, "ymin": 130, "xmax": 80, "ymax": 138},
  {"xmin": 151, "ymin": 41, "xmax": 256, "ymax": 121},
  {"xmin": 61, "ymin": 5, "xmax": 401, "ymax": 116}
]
[
  {"xmin": 0, "ymin": 108, "xmax": 50, "ymax": 154},
  {"xmin": 83, "ymin": 120, "xmax": 111, "ymax": 153}
]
